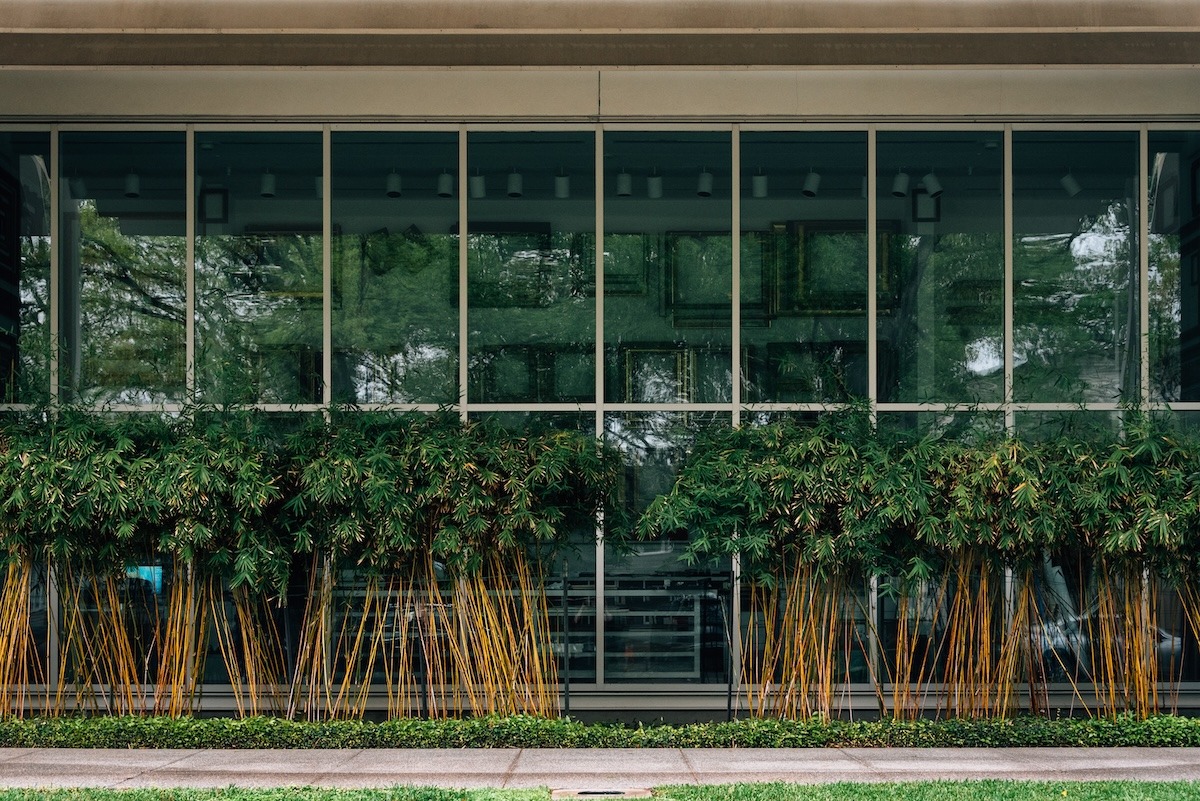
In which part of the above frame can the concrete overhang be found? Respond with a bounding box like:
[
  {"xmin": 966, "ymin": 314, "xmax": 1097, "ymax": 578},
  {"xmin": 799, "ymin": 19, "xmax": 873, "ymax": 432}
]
[{"xmin": 1, "ymin": 0, "xmax": 1199, "ymax": 67}]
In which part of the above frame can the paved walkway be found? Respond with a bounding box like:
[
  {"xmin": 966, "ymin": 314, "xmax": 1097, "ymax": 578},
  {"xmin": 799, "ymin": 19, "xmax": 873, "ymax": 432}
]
[{"xmin": 0, "ymin": 747, "xmax": 1199, "ymax": 789}]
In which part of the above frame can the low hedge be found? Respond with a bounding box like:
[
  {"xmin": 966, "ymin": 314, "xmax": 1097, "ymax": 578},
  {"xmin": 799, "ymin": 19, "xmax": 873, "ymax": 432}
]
[{"xmin": 2, "ymin": 714, "xmax": 1200, "ymax": 749}]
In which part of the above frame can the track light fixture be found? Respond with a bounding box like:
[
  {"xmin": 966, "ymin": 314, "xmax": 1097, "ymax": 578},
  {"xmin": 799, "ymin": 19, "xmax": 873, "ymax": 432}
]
[
  {"xmin": 751, "ymin": 169, "xmax": 768, "ymax": 199},
  {"xmin": 469, "ymin": 172, "xmax": 486, "ymax": 199},
  {"xmin": 386, "ymin": 171, "xmax": 402, "ymax": 198},
  {"xmin": 921, "ymin": 169, "xmax": 943, "ymax": 198},
  {"xmin": 616, "ymin": 170, "xmax": 632, "ymax": 197},
  {"xmin": 1060, "ymin": 169, "xmax": 1082, "ymax": 198},
  {"xmin": 647, "ymin": 170, "xmax": 663, "ymax": 199},
  {"xmin": 506, "ymin": 169, "xmax": 523, "ymax": 198},
  {"xmin": 802, "ymin": 169, "xmax": 821, "ymax": 198},
  {"xmin": 260, "ymin": 170, "xmax": 276, "ymax": 198},
  {"xmin": 437, "ymin": 171, "xmax": 454, "ymax": 198},
  {"xmin": 554, "ymin": 171, "xmax": 570, "ymax": 199},
  {"xmin": 124, "ymin": 171, "xmax": 140, "ymax": 199},
  {"xmin": 891, "ymin": 169, "xmax": 910, "ymax": 198}
]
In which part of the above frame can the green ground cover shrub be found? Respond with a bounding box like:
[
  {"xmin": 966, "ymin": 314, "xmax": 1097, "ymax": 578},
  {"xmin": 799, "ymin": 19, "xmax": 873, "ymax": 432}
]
[{"xmin": 2, "ymin": 714, "xmax": 1200, "ymax": 749}]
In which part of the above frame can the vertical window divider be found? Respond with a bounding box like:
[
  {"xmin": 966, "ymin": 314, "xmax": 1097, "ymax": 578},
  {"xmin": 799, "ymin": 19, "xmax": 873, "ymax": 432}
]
[
  {"xmin": 1139, "ymin": 126, "xmax": 1150, "ymax": 408},
  {"xmin": 865, "ymin": 128, "xmax": 880, "ymax": 695},
  {"xmin": 49, "ymin": 127, "xmax": 59, "ymax": 407},
  {"xmin": 867, "ymin": 127, "xmax": 877, "ymax": 423},
  {"xmin": 458, "ymin": 127, "xmax": 468, "ymax": 422},
  {"xmin": 593, "ymin": 123, "xmax": 606, "ymax": 687},
  {"xmin": 731, "ymin": 126, "xmax": 741, "ymax": 428},
  {"xmin": 322, "ymin": 126, "xmax": 332, "ymax": 411},
  {"xmin": 729, "ymin": 125, "xmax": 742, "ymax": 710},
  {"xmin": 1003, "ymin": 126, "xmax": 1015, "ymax": 434},
  {"xmin": 185, "ymin": 126, "xmax": 196, "ymax": 402},
  {"xmin": 46, "ymin": 126, "xmax": 61, "ymax": 695}
]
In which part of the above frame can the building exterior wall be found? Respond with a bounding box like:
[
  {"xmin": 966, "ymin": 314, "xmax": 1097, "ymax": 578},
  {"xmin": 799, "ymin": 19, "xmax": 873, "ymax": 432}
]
[{"xmin": 2, "ymin": 0, "xmax": 1200, "ymax": 718}]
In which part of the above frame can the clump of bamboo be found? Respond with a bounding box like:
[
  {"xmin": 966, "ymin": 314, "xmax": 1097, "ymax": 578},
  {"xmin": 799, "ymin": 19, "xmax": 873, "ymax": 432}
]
[
  {"xmin": 55, "ymin": 565, "xmax": 148, "ymax": 714},
  {"xmin": 283, "ymin": 412, "xmax": 615, "ymax": 719},
  {"xmin": 0, "ymin": 559, "xmax": 48, "ymax": 716},
  {"xmin": 743, "ymin": 563, "xmax": 865, "ymax": 718}
]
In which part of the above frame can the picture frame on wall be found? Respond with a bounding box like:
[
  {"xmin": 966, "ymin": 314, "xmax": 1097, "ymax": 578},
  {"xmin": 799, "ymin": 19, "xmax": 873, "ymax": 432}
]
[
  {"xmin": 912, "ymin": 187, "xmax": 941, "ymax": 223},
  {"xmin": 199, "ymin": 188, "xmax": 228, "ymax": 224},
  {"xmin": 774, "ymin": 220, "xmax": 899, "ymax": 316}
]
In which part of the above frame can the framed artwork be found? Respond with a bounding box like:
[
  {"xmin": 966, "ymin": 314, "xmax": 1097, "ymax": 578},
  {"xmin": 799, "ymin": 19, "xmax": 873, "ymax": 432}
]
[
  {"xmin": 774, "ymin": 220, "xmax": 899, "ymax": 315},
  {"xmin": 458, "ymin": 221, "xmax": 553, "ymax": 308},
  {"xmin": 664, "ymin": 232, "xmax": 731, "ymax": 328},
  {"xmin": 764, "ymin": 340, "xmax": 867, "ymax": 402},
  {"xmin": 622, "ymin": 346, "xmax": 692, "ymax": 403},
  {"xmin": 600, "ymin": 232, "xmax": 654, "ymax": 296},
  {"xmin": 473, "ymin": 344, "xmax": 594, "ymax": 403},
  {"xmin": 199, "ymin": 188, "xmax": 228, "ymax": 224},
  {"xmin": 912, "ymin": 187, "xmax": 941, "ymax": 223}
]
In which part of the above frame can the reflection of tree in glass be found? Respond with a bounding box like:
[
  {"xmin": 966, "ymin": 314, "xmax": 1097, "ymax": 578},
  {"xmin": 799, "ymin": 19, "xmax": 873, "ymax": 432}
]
[
  {"xmin": 1014, "ymin": 201, "xmax": 1137, "ymax": 403},
  {"xmin": 335, "ymin": 230, "xmax": 458, "ymax": 404},
  {"xmin": 1148, "ymin": 232, "xmax": 1180, "ymax": 401},
  {"xmin": 196, "ymin": 232, "xmax": 322, "ymax": 405},
  {"xmin": 65, "ymin": 202, "xmax": 185, "ymax": 404},
  {"xmin": 12, "ymin": 236, "xmax": 50, "ymax": 403},
  {"xmin": 883, "ymin": 231, "xmax": 1004, "ymax": 403}
]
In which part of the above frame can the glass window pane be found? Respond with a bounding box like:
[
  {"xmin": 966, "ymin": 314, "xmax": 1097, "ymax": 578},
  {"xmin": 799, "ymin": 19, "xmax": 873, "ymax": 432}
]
[
  {"xmin": 467, "ymin": 132, "xmax": 595, "ymax": 404},
  {"xmin": 878, "ymin": 132, "xmax": 1004, "ymax": 404},
  {"xmin": 332, "ymin": 133, "xmax": 458, "ymax": 404},
  {"xmin": 1013, "ymin": 132, "xmax": 1139, "ymax": 404},
  {"xmin": 60, "ymin": 133, "xmax": 186, "ymax": 404},
  {"xmin": 1148, "ymin": 131, "xmax": 1200, "ymax": 402},
  {"xmin": 603, "ymin": 412, "xmax": 732, "ymax": 684},
  {"xmin": 876, "ymin": 410, "xmax": 1005, "ymax": 441},
  {"xmin": 1013, "ymin": 410, "xmax": 1120, "ymax": 441},
  {"xmin": 0, "ymin": 133, "xmax": 50, "ymax": 404},
  {"xmin": 741, "ymin": 132, "xmax": 868, "ymax": 402},
  {"xmin": 605, "ymin": 133, "xmax": 732, "ymax": 404},
  {"xmin": 196, "ymin": 132, "xmax": 323, "ymax": 405}
]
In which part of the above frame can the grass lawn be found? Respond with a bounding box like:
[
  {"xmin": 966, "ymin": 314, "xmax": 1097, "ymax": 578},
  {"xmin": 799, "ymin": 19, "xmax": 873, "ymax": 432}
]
[
  {"xmin": 659, "ymin": 782, "xmax": 1200, "ymax": 800},
  {"xmin": 1, "ymin": 784, "xmax": 1199, "ymax": 801}
]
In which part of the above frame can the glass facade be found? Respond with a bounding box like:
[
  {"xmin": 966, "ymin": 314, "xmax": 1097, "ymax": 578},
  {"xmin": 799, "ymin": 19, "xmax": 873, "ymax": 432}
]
[{"xmin": 5, "ymin": 125, "xmax": 1200, "ymax": 701}]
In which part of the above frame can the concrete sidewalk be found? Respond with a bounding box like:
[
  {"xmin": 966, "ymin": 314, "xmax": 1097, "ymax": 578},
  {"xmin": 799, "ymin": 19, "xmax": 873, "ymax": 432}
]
[{"xmin": 0, "ymin": 747, "xmax": 1199, "ymax": 789}]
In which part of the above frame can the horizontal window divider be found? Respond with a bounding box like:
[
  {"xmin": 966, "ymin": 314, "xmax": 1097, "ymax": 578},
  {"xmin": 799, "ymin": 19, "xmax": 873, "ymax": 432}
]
[
  {"xmin": 601, "ymin": 403, "xmax": 735, "ymax": 413},
  {"xmin": 465, "ymin": 403, "xmax": 599, "ymax": 413}
]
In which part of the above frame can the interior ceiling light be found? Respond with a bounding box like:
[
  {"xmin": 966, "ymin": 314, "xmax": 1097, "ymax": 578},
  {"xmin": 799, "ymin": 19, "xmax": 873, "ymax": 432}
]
[
  {"xmin": 751, "ymin": 169, "xmax": 768, "ymax": 199},
  {"xmin": 1060, "ymin": 169, "xmax": 1082, "ymax": 198},
  {"xmin": 386, "ymin": 170, "xmax": 402, "ymax": 198},
  {"xmin": 616, "ymin": 170, "xmax": 633, "ymax": 197},
  {"xmin": 507, "ymin": 169, "xmax": 523, "ymax": 198},
  {"xmin": 647, "ymin": 170, "xmax": 663, "ymax": 199},
  {"xmin": 437, "ymin": 171, "xmax": 455, "ymax": 198},
  {"xmin": 469, "ymin": 172, "xmax": 486, "ymax": 199},
  {"xmin": 697, "ymin": 168, "xmax": 714, "ymax": 197},
  {"xmin": 801, "ymin": 169, "xmax": 821, "ymax": 198},
  {"xmin": 891, "ymin": 170, "xmax": 910, "ymax": 198},
  {"xmin": 123, "ymin": 171, "xmax": 140, "ymax": 199},
  {"xmin": 69, "ymin": 177, "xmax": 88, "ymax": 199},
  {"xmin": 921, "ymin": 170, "xmax": 943, "ymax": 198},
  {"xmin": 554, "ymin": 171, "xmax": 570, "ymax": 200},
  {"xmin": 260, "ymin": 170, "xmax": 276, "ymax": 198}
]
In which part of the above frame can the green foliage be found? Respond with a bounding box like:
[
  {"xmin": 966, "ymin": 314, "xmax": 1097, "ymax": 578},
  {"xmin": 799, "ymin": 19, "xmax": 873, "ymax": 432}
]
[
  {"xmin": 634, "ymin": 409, "xmax": 1200, "ymax": 587},
  {"xmin": 0, "ymin": 407, "xmax": 619, "ymax": 593},
  {"xmin": 2, "ymin": 713, "xmax": 1200, "ymax": 749},
  {"xmin": 283, "ymin": 411, "xmax": 619, "ymax": 576}
]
